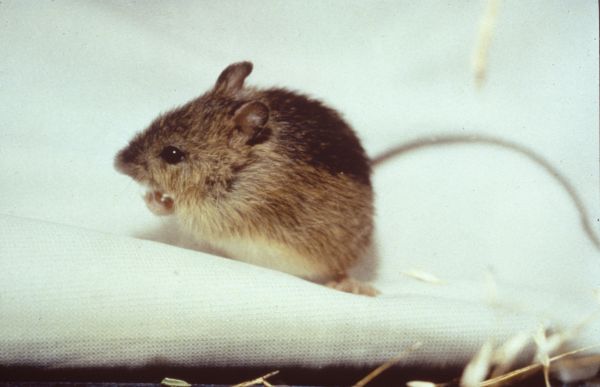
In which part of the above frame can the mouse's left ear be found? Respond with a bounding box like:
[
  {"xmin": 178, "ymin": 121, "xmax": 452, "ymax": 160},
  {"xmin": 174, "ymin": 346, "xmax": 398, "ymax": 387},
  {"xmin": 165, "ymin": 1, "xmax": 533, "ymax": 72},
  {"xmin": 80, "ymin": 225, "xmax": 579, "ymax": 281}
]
[
  {"xmin": 214, "ymin": 61, "xmax": 253, "ymax": 96},
  {"xmin": 233, "ymin": 101, "xmax": 271, "ymax": 146}
]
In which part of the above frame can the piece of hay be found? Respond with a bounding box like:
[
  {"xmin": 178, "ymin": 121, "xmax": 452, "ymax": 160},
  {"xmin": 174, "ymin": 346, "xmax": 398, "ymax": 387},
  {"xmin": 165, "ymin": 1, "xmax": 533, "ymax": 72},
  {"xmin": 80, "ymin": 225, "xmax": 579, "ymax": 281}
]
[
  {"xmin": 480, "ymin": 344, "xmax": 600, "ymax": 386},
  {"xmin": 406, "ymin": 381, "xmax": 445, "ymax": 387},
  {"xmin": 472, "ymin": 0, "xmax": 501, "ymax": 88},
  {"xmin": 232, "ymin": 370, "xmax": 279, "ymax": 387},
  {"xmin": 400, "ymin": 269, "xmax": 444, "ymax": 284},
  {"xmin": 161, "ymin": 377, "xmax": 191, "ymax": 387},
  {"xmin": 490, "ymin": 332, "xmax": 531, "ymax": 377},
  {"xmin": 460, "ymin": 339, "xmax": 495, "ymax": 387},
  {"xmin": 353, "ymin": 342, "xmax": 423, "ymax": 387}
]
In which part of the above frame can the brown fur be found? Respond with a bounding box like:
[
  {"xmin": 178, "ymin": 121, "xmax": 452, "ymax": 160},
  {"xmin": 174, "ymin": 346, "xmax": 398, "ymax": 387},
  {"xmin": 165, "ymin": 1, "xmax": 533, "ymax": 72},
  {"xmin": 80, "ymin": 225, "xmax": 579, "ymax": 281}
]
[{"xmin": 115, "ymin": 61, "xmax": 375, "ymax": 292}]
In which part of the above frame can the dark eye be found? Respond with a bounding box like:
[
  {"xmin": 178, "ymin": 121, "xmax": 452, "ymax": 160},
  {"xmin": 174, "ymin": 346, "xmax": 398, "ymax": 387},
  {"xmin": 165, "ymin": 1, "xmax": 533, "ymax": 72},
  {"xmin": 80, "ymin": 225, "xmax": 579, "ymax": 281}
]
[{"xmin": 159, "ymin": 146, "xmax": 185, "ymax": 164}]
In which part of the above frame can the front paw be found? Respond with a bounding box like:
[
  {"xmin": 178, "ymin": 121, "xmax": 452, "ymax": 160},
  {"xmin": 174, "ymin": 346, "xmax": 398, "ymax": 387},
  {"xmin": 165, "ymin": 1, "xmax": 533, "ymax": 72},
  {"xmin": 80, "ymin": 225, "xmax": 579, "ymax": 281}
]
[
  {"xmin": 326, "ymin": 277, "xmax": 379, "ymax": 297},
  {"xmin": 144, "ymin": 190, "xmax": 175, "ymax": 216}
]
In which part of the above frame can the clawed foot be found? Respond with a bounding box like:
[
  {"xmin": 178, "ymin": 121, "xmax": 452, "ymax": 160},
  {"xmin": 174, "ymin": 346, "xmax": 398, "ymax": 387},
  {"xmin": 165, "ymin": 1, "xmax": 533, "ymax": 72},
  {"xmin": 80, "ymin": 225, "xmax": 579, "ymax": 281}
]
[
  {"xmin": 326, "ymin": 277, "xmax": 379, "ymax": 297},
  {"xmin": 144, "ymin": 190, "xmax": 175, "ymax": 216}
]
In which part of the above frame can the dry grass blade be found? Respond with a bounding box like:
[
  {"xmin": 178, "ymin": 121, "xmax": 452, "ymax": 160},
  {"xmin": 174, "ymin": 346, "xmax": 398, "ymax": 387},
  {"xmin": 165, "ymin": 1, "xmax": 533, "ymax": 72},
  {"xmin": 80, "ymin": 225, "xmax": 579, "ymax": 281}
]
[
  {"xmin": 406, "ymin": 381, "xmax": 445, "ymax": 387},
  {"xmin": 353, "ymin": 342, "xmax": 423, "ymax": 387},
  {"xmin": 161, "ymin": 377, "xmax": 192, "ymax": 387},
  {"xmin": 472, "ymin": 0, "xmax": 501, "ymax": 88},
  {"xmin": 533, "ymin": 326, "xmax": 552, "ymax": 387},
  {"xmin": 541, "ymin": 366, "xmax": 550, "ymax": 387},
  {"xmin": 401, "ymin": 269, "xmax": 444, "ymax": 284},
  {"xmin": 491, "ymin": 332, "xmax": 531, "ymax": 377},
  {"xmin": 548, "ymin": 344, "xmax": 600, "ymax": 362},
  {"xmin": 231, "ymin": 370, "xmax": 279, "ymax": 387},
  {"xmin": 460, "ymin": 340, "xmax": 494, "ymax": 387},
  {"xmin": 480, "ymin": 343, "xmax": 600, "ymax": 386},
  {"xmin": 481, "ymin": 363, "xmax": 541, "ymax": 387}
]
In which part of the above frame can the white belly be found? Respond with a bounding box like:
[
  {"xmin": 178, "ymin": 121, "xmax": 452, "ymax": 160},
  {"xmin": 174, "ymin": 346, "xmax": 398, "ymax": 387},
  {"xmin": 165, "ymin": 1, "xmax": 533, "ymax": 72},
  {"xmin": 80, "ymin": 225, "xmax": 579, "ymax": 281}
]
[{"xmin": 209, "ymin": 237, "xmax": 329, "ymax": 281}]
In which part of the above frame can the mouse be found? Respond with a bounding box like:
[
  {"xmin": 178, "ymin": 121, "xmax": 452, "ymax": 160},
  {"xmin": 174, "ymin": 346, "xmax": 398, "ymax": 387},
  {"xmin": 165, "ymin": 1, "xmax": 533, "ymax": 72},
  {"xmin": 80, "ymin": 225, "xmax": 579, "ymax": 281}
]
[
  {"xmin": 115, "ymin": 61, "xmax": 378, "ymax": 296},
  {"xmin": 115, "ymin": 61, "xmax": 599, "ymax": 297}
]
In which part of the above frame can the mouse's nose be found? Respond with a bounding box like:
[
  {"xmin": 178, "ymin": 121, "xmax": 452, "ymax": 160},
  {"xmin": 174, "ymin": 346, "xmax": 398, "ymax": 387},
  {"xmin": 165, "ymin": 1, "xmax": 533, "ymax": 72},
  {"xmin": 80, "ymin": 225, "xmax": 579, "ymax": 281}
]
[
  {"xmin": 117, "ymin": 145, "xmax": 137, "ymax": 164},
  {"xmin": 114, "ymin": 143, "xmax": 142, "ymax": 176}
]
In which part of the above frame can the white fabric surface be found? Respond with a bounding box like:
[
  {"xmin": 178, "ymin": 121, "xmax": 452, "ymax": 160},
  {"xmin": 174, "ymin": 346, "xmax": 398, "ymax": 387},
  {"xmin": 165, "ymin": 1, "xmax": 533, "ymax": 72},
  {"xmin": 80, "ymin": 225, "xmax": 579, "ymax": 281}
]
[{"xmin": 1, "ymin": 1, "xmax": 599, "ymax": 368}]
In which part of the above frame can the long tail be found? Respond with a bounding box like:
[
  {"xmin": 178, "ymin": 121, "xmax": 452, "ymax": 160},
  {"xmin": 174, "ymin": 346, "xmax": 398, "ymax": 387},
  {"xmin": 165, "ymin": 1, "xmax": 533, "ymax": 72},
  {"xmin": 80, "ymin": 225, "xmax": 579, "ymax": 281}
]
[{"xmin": 370, "ymin": 134, "xmax": 600, "ymax": 250}]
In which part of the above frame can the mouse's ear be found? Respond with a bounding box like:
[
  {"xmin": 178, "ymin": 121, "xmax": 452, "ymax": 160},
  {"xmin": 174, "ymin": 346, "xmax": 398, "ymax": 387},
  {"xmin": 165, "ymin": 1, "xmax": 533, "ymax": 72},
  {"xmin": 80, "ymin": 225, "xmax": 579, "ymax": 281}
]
[
  {"xmin": 233, "ymin": 101, "xmax": 271, "ymax": 145},
  {"xmin": 214, "ymin": 61, "xmax": 253, "ymax": 96}
]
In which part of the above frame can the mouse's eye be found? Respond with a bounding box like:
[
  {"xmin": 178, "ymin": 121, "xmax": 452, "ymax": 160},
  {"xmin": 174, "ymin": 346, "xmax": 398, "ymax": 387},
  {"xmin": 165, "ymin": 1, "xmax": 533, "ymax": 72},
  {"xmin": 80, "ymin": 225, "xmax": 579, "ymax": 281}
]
[{"xmin": 159, "ymin": 146, "xmax": 185, "ymax": 164}]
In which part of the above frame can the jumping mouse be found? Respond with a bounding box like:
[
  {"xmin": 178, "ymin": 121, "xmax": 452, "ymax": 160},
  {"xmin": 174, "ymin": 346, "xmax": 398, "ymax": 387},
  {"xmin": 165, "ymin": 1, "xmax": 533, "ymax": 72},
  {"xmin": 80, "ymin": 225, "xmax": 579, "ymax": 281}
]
[
  {"xmin": 115, "ymin": 62, "xmax": 600, "ymax": 296},
  {"xmin": 115, "ymin": 61, "xmax": 377, "ymax": 296}
]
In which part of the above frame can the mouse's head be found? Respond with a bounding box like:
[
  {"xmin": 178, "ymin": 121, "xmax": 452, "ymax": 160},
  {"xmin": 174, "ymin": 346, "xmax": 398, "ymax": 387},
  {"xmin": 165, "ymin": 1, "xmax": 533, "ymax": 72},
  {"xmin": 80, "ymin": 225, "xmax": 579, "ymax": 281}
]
[{"xmin": 114, "ymin": 61, "xmax": 272, "ymax": 206}]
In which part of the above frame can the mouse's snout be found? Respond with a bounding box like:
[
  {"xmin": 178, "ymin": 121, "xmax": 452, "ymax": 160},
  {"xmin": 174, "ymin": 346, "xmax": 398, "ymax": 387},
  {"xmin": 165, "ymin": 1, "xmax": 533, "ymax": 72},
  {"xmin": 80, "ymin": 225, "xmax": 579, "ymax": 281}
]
[
  {"xmin": 114, "ymin": 141, "xmax": 146, "ymax": 180},
  {"xmin": 114, "ymin": 147, "xmax": 133, "ymax": 176},
  {"xmin": 117, "ymin": 144, "xmax": 138, "ymax": 165}
]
